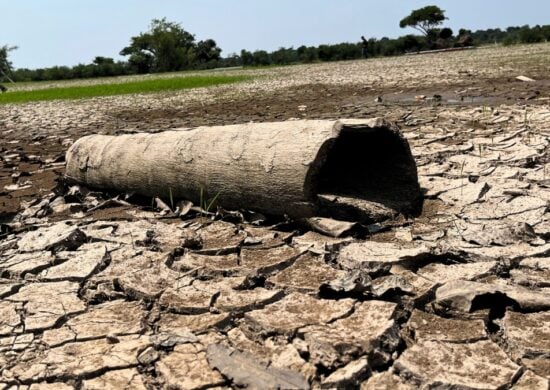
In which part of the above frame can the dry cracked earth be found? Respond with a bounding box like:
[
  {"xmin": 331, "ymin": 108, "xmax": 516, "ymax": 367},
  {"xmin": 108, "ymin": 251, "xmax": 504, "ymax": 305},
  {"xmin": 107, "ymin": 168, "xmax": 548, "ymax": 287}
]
[{"xmin": 0, "ymin": 43, "xmax": 549, "ymax": 389}]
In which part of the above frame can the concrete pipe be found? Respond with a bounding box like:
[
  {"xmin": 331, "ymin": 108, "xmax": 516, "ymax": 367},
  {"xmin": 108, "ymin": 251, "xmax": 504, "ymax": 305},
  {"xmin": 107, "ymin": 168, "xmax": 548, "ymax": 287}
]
[{"xmin": 65, "ymin": 118, "xmax": 421, "ymax": 222}]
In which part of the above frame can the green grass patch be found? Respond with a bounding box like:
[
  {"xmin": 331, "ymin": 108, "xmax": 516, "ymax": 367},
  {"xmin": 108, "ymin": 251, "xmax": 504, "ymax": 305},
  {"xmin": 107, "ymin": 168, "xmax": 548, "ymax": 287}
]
[{"xmin": 0, "ymin": 75, "xmax": 251, "ymax": 104}]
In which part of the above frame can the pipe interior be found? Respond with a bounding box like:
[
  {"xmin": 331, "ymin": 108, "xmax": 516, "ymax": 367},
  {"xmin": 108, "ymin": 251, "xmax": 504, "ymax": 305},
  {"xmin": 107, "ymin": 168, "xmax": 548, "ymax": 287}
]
[{"xmin": 315, "ymin": 126, "xmax": 421, "ymax": 219}]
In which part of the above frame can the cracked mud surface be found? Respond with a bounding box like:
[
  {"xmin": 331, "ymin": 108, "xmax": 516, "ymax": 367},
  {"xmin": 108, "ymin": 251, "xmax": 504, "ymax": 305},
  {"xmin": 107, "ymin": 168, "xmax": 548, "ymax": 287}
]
[{"xmin": 1, "ymin": 43, "xmax": 550, "ymax": 389}]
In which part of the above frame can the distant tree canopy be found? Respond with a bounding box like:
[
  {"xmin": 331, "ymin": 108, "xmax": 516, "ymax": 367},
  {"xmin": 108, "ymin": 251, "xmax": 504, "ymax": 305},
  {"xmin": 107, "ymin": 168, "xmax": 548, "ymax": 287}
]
[
  {"xmin": 5, "ymin": 19, "xmax": 550, "ymax": 82},
  {"xmin": 0, "ymin": 45, "xmax": 17, "ymax": 82},
  {"xmin": 119, "ymin": 18, "xmax": 222, "ymax": 73},
  {"xmin": 439, "ymin": 27, "xmax": 454, "ymax": 40},
  {"xmin": 399, "ymin": 6, "xmax": 446, "ymax": 36}
]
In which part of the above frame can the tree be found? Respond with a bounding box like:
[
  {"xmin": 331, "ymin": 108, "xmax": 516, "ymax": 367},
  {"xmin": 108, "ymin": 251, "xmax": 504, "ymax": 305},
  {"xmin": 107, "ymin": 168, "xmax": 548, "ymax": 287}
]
[
  {"xmin": 400, "ymin": 35, "xmax": 422, "ymax": 52},
  {"xmin": 0, "ymin": 45, "xmax": 17, "ymax": 82},
  {"xmin": 240, "ymin": 49, "xmax": 254, "ymax": 66},
  {"xmin": 252, "ymin": 50, "xmax": 271, "ymax": 66},
  {"xmin": 297, "ymin": 45, "xmax": 318, "ymax": 63},
  {"xmin": 439, "ymin": 27, "xmax": 453, "ymax": 40},
  {"xmin": 519, "ymin": 25, "xmax": 544, "ymax": 44},
  {"xmin": 120, "ymin": 18, "xmax": 221, "ymax": 73},
  {"xmin": 399, "ymin": 6, "xmax": 446, "ymax": 36},
  {"xmin": 196, "ymin": 39, "xmax": 222, "ymax": 64}
]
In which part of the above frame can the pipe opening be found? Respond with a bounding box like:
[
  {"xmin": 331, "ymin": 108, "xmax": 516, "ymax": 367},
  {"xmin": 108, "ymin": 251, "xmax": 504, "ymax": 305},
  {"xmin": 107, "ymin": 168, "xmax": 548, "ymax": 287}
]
[{"xmin": 314, "ymin": 125, "xmax": 422, "ymax": 222}]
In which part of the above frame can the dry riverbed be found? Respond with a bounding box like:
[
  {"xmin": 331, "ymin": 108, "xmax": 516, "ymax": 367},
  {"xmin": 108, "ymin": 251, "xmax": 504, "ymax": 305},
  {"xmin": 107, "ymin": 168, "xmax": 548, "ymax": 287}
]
[{"xmin": 0, "ymin": 43, "xmax": 549, "ymax": 389}]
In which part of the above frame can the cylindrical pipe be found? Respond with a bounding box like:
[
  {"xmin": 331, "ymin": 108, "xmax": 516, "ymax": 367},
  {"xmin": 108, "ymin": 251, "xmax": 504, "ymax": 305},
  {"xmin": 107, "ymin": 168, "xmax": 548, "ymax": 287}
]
[{"xmin": 65, "ymin": 119, "xmax": 421, "ymax": 221}]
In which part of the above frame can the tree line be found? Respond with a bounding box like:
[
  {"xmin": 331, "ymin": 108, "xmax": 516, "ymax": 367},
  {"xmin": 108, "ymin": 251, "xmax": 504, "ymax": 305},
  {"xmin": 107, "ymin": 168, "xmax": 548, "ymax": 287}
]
[{"xmin": 3, "ymin": 11, "xmax": 550, "ymax": 83}]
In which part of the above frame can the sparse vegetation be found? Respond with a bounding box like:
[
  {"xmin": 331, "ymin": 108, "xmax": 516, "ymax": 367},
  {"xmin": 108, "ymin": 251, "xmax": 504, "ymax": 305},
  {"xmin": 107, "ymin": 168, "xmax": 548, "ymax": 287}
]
[
  {"xmin": 199, "ymin": 187, "xmax": 221, "ymax": 216},
  {"xmin": 0, "ymin": 74, "xmax": 250, "ymax": 104}
]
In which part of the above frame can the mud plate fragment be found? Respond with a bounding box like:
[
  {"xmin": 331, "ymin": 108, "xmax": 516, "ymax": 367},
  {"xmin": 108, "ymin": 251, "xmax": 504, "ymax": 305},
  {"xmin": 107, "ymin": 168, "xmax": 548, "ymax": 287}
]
[
  {"xmin": 81, "ymin": 368, "xmax": 147, "ymax": 390},
  {"xmin": 404, "ymin": 309, "xmax": 487, "ymax": 344},
  {"xmin": 395, "ymin": 340, "xmax": 522, "ymax": 389},
  {"xmin": 360, "ymin": 371, "xmax": 415, "ymax": 389},
  {"xmin": 502, "ymin": 311, "xmax": 550, "ymax": 361},
  {"xmin": 7, "ymin": 281, "xmax": 86, "ymax": 332},
  {"xmin": 434, "ymin": 280, "xmax": 550, "ymax": 314},
  {"xmin": 7, "ymin": 335, "xmax": 151, "ymax": 383},
  {"xmin": 41, "ymin": 300, "xmax": 145, "ymax": 347},
  {"xmin": 16, "ymin": 222, "xmax": 86, "ymax": 252},
  {"xmin": 299, "ymin": 301, "xmax": 399, "ymax": 369},
  {"xmin": 156, "ymin": 343, "xmax": 226, "ymax": 390},
  {"xmin": 206, "ymin": 344, "xmax": 310, "ymax": 390},
  {"xmin": 338, "ymin": 241, "xmax": 432, "ymax": 274},
  {"xmin": 244, "ymin": 293, "xmax": 354, "ymax": 336},
  {"xmin": 321, "ymin": 357, "xmax": 370, "ymax": 388}
]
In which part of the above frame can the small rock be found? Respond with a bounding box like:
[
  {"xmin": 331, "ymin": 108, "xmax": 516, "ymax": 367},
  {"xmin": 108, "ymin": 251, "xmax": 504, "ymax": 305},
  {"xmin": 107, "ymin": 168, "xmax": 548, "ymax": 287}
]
[
  {"xmin": 138, "ymin": 346, "xmax": 159, "ymax": 365},
  {"xmin": 106, "ymin": 334, "xmax": 120, "ymax": 344},
  {"xmin": 516, "ymin": 75, "xmax": 535, "ymax": 82}
]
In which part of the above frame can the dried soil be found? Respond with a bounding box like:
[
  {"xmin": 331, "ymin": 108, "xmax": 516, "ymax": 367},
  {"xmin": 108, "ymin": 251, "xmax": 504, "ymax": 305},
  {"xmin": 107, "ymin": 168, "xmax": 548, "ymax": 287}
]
[{"xmin": 0, "ymin": 43, "xmax": 549, "ymax": 389}]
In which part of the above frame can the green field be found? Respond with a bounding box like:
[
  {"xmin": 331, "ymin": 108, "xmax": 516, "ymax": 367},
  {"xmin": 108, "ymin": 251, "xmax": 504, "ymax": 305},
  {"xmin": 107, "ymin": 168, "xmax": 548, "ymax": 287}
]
[{"xmin": 0, "ymin": 75, "xmax": 251, "ymax": 104}]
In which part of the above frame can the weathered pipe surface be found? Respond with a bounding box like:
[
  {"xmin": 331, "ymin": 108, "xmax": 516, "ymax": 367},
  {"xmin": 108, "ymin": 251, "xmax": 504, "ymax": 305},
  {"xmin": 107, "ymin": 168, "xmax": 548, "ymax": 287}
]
[{"xmin": 65, "ymin": 119, "xmax": 421, "ymax": 221}]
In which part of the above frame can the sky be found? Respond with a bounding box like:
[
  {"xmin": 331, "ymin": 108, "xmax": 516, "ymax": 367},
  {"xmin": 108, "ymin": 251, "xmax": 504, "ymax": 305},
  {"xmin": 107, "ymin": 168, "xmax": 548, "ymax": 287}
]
[{"xmin": 4, "ymin": 0, "xmax": 550, "ymax": 69}]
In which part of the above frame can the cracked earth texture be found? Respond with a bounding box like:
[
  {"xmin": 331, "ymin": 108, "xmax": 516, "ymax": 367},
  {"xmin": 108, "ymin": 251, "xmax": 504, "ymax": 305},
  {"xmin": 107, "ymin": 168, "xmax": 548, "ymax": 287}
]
[{"xmin": 0, "ymin": 43, "xmax": 549, "ymax": 389}]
